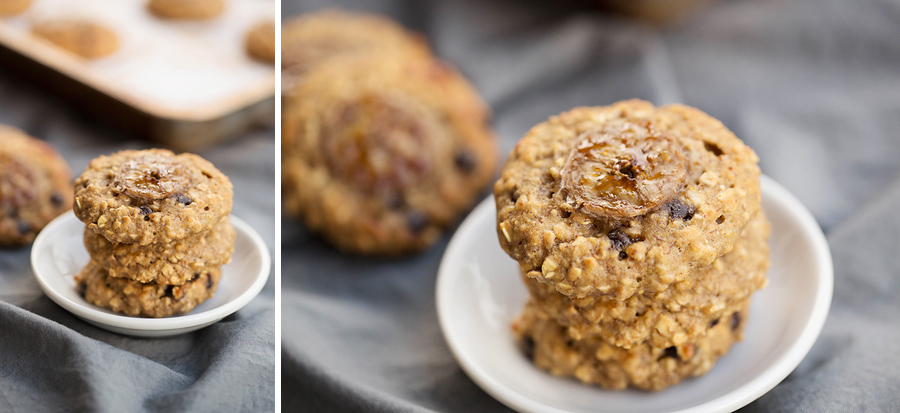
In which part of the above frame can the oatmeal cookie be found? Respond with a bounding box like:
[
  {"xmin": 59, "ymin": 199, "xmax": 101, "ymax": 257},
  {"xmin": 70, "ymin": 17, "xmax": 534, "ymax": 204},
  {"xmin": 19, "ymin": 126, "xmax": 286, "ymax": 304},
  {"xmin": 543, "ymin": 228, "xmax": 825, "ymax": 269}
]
[
  {"xmin": 495, "ymin": 99, "xmax": 761, "ymax": 299},
  {"xmin": 0, "ymin": 0, "xmax": 32, "ymax": 16},
  {"xmin": 77, "ymin": 261, "xmax": 220, "ymax": 318},
  {"xmin": 32, "ymin": 20, "xmax": 118, "ymax": 59},
  {"xmin": 281, "ymin": 10, "xmax": 430, "ymax": 90},
  {"xmin": 84, "ymin": 217, "xmax": 234, "ymax": 285},
  {"xmin": 147, "ymin": 0, "xmax": 225, "ymax": 20},
  {"xmin": 0, "ymin": 126, "xmax": 72, "ymax": 247},
  {"xmin": 526, "ymin": 211, "xmax": 769, "ymax": 349},
  {"xmin": 282, "ymin": 54, "xmax": 497, "ymax": 255},
  {"xmin": 245, "ymin": 21, "xmax": 275, "ymax": 63},
  {"xmin": 74, "ymin": 149, "xmax": 233, "ymax": 246},
  {"xmin": 514, "ymin": 300, "xmax": 749, "ymax": 391}
]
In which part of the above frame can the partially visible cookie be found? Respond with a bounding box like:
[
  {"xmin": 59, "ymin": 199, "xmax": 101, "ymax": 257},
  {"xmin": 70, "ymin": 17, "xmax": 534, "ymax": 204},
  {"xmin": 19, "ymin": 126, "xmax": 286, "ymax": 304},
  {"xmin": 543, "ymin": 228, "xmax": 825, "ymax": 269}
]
[
  {"xmin": 513, "ymin": 299, "xmax": 749, "ymax": 391},
  {"xmin": 0, "ymin": 0, "xmax": 32, "ymax": 16},
  {"xmin": 245, "ymin": 21, "xmax": 275, "ymax": 63},
  {"xmin": 84, "ymin": 217, "xmax": 234, "ymax": 285},
  {"xmin": 0, "ymin": 126, "xmax": 72, "ymax": 247},
  {"xmin": 526, "ymin": 211, "xmax": 769, "ymax": 349},
  {"xmin": 495, "ymin": 99, "xmax": 761, "ymax": 300},
  {"xmin": 32, "ymin": 20, "xmax": 118, "ymax": 59},
  {"xmin": 147, "ymin": 0, "xmax": 225, "ymax": 20},
  {"xmin": 281, "ymin": 10, "xmax": 430, "ymax": 90},
  {"xmin": 282, "ymin": 54, "xmax": 497, "ymax": 255},
  {"xmin": 74, "ymin": 149, "xmax": 233, "ymax": 246},
  {"xmin": 77, "ymin": 261, "xmax": 220, "ymax": 318}
]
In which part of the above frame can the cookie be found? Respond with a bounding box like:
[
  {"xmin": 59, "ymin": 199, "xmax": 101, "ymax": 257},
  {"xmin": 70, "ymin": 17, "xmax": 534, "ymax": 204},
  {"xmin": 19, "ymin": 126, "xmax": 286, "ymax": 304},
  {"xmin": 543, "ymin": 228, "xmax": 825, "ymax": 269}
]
[
  {"xmin": 245, "ymin": 21, "xmax": 275, "ymax": 63},
  {"xmin": 147, "ymin": 0, "xmax": 225, "ymax": 20},
  {"xmin": 77, "ymin": 261, "xmax": 220, "ymax": 318},
  {"xmin": 281, "ymin": 10, "xmax": 430, "ymax": 90},
  {"xmin": 84, "ymin": 216, "xmax": 234, "ymax": 285},
  {"xmin": 32, "ymin": 20, "xmax": 119, "ymax": 59},
  {"xmin": 495, "ymin": 99, "xmax": 761, "ymax": 300},
  {"xmin": 526, "ymin": 211, "xmax": 769, "ymax": 349},
  {"xmin": 0, "ymin": 126, "xmax": 72, "ymax": 247},
  {"xmin": 282, "ymin": 54, "xmax": 497, "ymax": 255},
  {"xmin": 513, "ymin": 300, "xmax": 749, "ymax": 391},
  {"xmin": 0, "ymin": 0, "xmax": 32, "ymax": 16},
  {"xmin": 74, "ymin": 149, "xmax": 233, "ymax": 246}
]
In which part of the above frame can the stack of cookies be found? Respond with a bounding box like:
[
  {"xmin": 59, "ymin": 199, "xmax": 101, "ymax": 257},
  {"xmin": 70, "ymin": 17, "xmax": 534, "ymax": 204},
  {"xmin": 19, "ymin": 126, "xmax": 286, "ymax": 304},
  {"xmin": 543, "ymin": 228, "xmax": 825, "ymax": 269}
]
[
  {"xmin": 281, "ymin": 10, "xmax": 497, "ymax": 255},
  {"xmin": 73, "ymin": 149, "xmax": 234, "ymax": 318},
  {"xmin": 494, "ymin": 100, "xmax": 770, "ymax": 390}
]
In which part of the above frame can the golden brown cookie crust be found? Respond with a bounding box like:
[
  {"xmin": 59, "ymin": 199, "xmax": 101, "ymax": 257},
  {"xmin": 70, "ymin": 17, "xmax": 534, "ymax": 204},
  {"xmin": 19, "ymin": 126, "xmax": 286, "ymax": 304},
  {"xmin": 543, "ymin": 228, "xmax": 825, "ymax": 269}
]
[
  {"xmin": 84, "ymin": 217, "xmax": 234, "ymax": 285},
  {"xmin": 282, "ymin": 54, "xmax": 497, "ymax": 255},
  {"xmin": 281, "ymin": 10, "xmax": 430, "ymax": 91},
  {"xmin": 245, "ymin": 21, "xmax": 275, "ymax": 63},
  {"xmin": 32, "ymin": 20, "xmax": 119, "ymax": 59},
  {"xmin": 147, "ymin": 0, "xmax": 225, "ymax": 20},
  {"xmin": 0, "ymin": 126, "xmax": 72, "ymax": 247},
  {"xmin": 514, "ymin": 300, "xmax": 749, "ymax": 391},
  {"xmin": 495, "ymin": 100, "xmax": 761, "ymax": 300},
  {"xmin": 526, "ymin": 211, "xmax": 769, "ymax": 349},
  {"xmin": 78, "ymin": 262, "xmax": 221, "ymax": 318},
  {"xmin": 74, "ymin": 149, "xmax": 233, "ymax": 246},
  {"xmin": 0, "ymin": 0, "xmax": 32, "ymax": 16}
]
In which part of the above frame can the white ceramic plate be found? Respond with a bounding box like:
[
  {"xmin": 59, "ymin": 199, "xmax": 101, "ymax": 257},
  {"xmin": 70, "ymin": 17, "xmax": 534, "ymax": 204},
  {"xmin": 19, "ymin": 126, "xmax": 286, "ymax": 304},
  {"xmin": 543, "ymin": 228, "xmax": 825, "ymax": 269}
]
[
  {"xmin": 32, "ymin": 211, "xmax": 270, "ymax": 337},
  {"xmin": 436, "ymin": 175, "xmax": 833, "ymax": 413}
]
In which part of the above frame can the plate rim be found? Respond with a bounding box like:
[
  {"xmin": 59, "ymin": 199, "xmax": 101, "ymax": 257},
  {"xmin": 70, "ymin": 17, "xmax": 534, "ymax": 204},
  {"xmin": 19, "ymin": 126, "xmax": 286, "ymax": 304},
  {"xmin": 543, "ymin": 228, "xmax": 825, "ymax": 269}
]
[
  {"xmin": 31, "ymin": 211, "xmax": 271, "ymax": 335},
  {"xmin": 436, "ymin": 175, "xmax": 834, "ymax": 413}
]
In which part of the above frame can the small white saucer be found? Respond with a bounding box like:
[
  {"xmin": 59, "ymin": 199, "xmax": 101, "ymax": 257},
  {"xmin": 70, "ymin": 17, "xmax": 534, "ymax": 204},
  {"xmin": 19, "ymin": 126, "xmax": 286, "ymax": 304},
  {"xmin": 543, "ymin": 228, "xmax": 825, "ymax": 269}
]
[
  {"xmin": 31, "ymin": 211, "xmax": 271, "ymax": 337},
  {"xmin": 436, "ymin": 175, "xmax": 833, "ymax": 413}
]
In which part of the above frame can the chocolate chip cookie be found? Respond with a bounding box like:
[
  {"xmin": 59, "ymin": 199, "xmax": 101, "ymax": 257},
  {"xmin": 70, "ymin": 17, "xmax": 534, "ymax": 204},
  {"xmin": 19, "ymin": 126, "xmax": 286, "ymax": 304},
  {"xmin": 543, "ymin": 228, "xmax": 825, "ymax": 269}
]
[
  {"xmin": 147, "ymin": 0, "xmax": 225, "ymax": 20},
  {"xmin": 525, "ymin": 211, "xmax": 769, "ymax": 349},
  {"xmin": 74, "ymin": 149, "xmax": 233, "ymax": 246},
  {"xmin": 0, "ymin": 126, "xmax": 72, "ymax": 247},
  {"xmin": 77, "ymin": 261, "xmax": 221, "ymax": 318},
  {"xmin": 245, "ymin": 21, "xmax": 275, "ymax": 63},
  {"xmin": 495, "ymin": 99, "xmax": 761, "ymax": 300},
  {"xmin": 514, "ymin": 299, "xmax": 749, "ymax": 391},
  {"xmin": 282, "ymin": 54, "xmax": 497, "ymax": 255},
  {"xmin": 84, "ymin": 217, "xmax": 234, "ymax": 285},
  {"xmin": 32, "ymin": 20, "xmax": 119, "ymax": 59}
]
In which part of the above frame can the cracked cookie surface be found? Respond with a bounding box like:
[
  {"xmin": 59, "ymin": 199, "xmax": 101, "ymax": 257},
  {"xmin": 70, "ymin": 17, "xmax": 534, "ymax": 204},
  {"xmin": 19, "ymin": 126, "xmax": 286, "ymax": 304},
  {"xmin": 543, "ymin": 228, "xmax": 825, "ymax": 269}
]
[
  {"xmin": 77, "ymin": 261, "xmax": 221, "ymax": 318},
  {"xmin": 0, "ymin": 126, "xmax": 72, "ymax": 247},
  {"xmin": 74, "ymin": 149, "xmax": 233, "ymax": 246},
  {"xmin": 513, "ymin": 299, "xmax": 749, "ymax": 391},
  {"xmin": 84, "ymin": 217, "xmax": 234, "ymax": 285},
  {"xmin": 282, "ymin": 54, "xmax": 497, "ymax": 255},
  {"xmin": 495, "ymin": 100, "xmax": 761, "ymax": 299}
]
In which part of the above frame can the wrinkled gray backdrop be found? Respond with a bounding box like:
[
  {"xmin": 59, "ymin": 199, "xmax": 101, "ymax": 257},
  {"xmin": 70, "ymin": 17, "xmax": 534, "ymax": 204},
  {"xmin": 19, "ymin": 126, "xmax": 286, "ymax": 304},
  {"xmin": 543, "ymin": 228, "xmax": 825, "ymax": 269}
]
[{"xmin": 280, "ymin": 0, "xmax": 900, "ymax": 411}]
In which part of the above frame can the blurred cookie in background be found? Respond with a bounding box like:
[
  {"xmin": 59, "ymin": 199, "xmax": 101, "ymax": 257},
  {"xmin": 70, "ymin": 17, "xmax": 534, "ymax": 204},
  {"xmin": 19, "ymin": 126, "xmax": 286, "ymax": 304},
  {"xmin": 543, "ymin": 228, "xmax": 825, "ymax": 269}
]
[
  {"xmin": 282, "ymin": 53, "xmax": 497, "ymax": 255},
  {"xmin": 31, "ymin": 19, "xmax": 119, "ymax": 59},
  {"xmin": 0, "ymin": 0, "xmax": 32, "ymax": 16},
  {"xmin": 594, "ymin": 0, "xmax": 718, "ymax": 24},
  {"xmin": 246, "ymin": 21, "xmax": 275, "ymax": 63},
  {"xmin": 281, "ymin": 10, "xmax": 430, "ymax": 91},
  {"xmin": 0, "ymin": 126, "xmax": 72, "ymax": 247},
  {"xmin": 147, "ymin": 0, "xmax": 226, "ymax": 20}
]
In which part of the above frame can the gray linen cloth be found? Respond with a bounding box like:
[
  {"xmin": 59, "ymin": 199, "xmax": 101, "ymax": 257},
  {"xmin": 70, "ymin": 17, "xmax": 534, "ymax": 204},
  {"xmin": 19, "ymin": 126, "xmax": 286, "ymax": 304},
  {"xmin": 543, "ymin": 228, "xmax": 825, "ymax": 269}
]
[
  {"xmin": 0, "ymin": 75, "xmax": 276, "ymax": 410},
  {"xmin": 282, "ymin": 0, "xmax": 900, "ymax": 411}
]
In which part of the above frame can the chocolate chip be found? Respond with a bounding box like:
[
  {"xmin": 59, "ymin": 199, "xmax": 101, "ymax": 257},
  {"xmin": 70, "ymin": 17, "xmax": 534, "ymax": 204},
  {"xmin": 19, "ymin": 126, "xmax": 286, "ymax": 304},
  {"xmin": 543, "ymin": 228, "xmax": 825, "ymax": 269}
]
[
  {"xmin": 16, "ymin": 220, "xmax": 31, "ymax": 235},
  {"xmin": 667, "ymin": 200, "xmax": 694, "ymax": 221},
  {"xmin": 510, "ymin": 191, "xmax": 519, "ymax": 203},
  {"xmin": 163, "ymin": 285, "xmax": 175, "ymax": 299},
  {"xmin": 661, "ymin": 346, "xmax": 679, "ymax": 360},
  {"xmin": 50, "ymin": 193, "xmax": 64, "ymax": 206},
  {"xmin": 618, "ymin": 250, "xmax": 627, "ymax": 260},
  {"xmin": 731, "ymin": 312, "xmax": 742, "ymax": 331},
  {"xmin": 406, "ymin": 211, "xmax": 428, "ymax": 234},
  {"xmin": 607, "ymin": 229, "xmax": 634, "ymax": 251},
  {"xmin": 384, "ymin": 193, "xmax": 404, "ymax": 210},
  {"xmin": 560, "ymin": 210, "xmax": 571, "ymax": 219},
  {"xmin": 206, "ymin": 275, "xmax": 213, "ymax": 289},
  {"xmin": 189, "ymin": 273, "xmax": 200, "ymax": 282},
  {"xmin": 619, "ymin": 164, "xmax": 636, "ymax": 180},
  {"xmin": 716, "ymin": 215, "xmax": 725, "ymax": 224},
  {"xmin": 175, "ymin": 193, "xmax": 192, "ymax": 205},
  {"xmin": 703, "ymin": 141, "xmax": 724, "ymax": 156},
  {"xmin": 453, "ymin": 150, "xmax": 477, "ymax": 173},
  {"xmin": 139, "ymin": 205, "xmax": 152, "ymax": 215},
  {"xmin": 522, "ymin": 336, "xmax": 535, "ymax": 361},
  {"xmin": 710, "ymin": 318, "xmax": 720, "ymax": 328}
]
